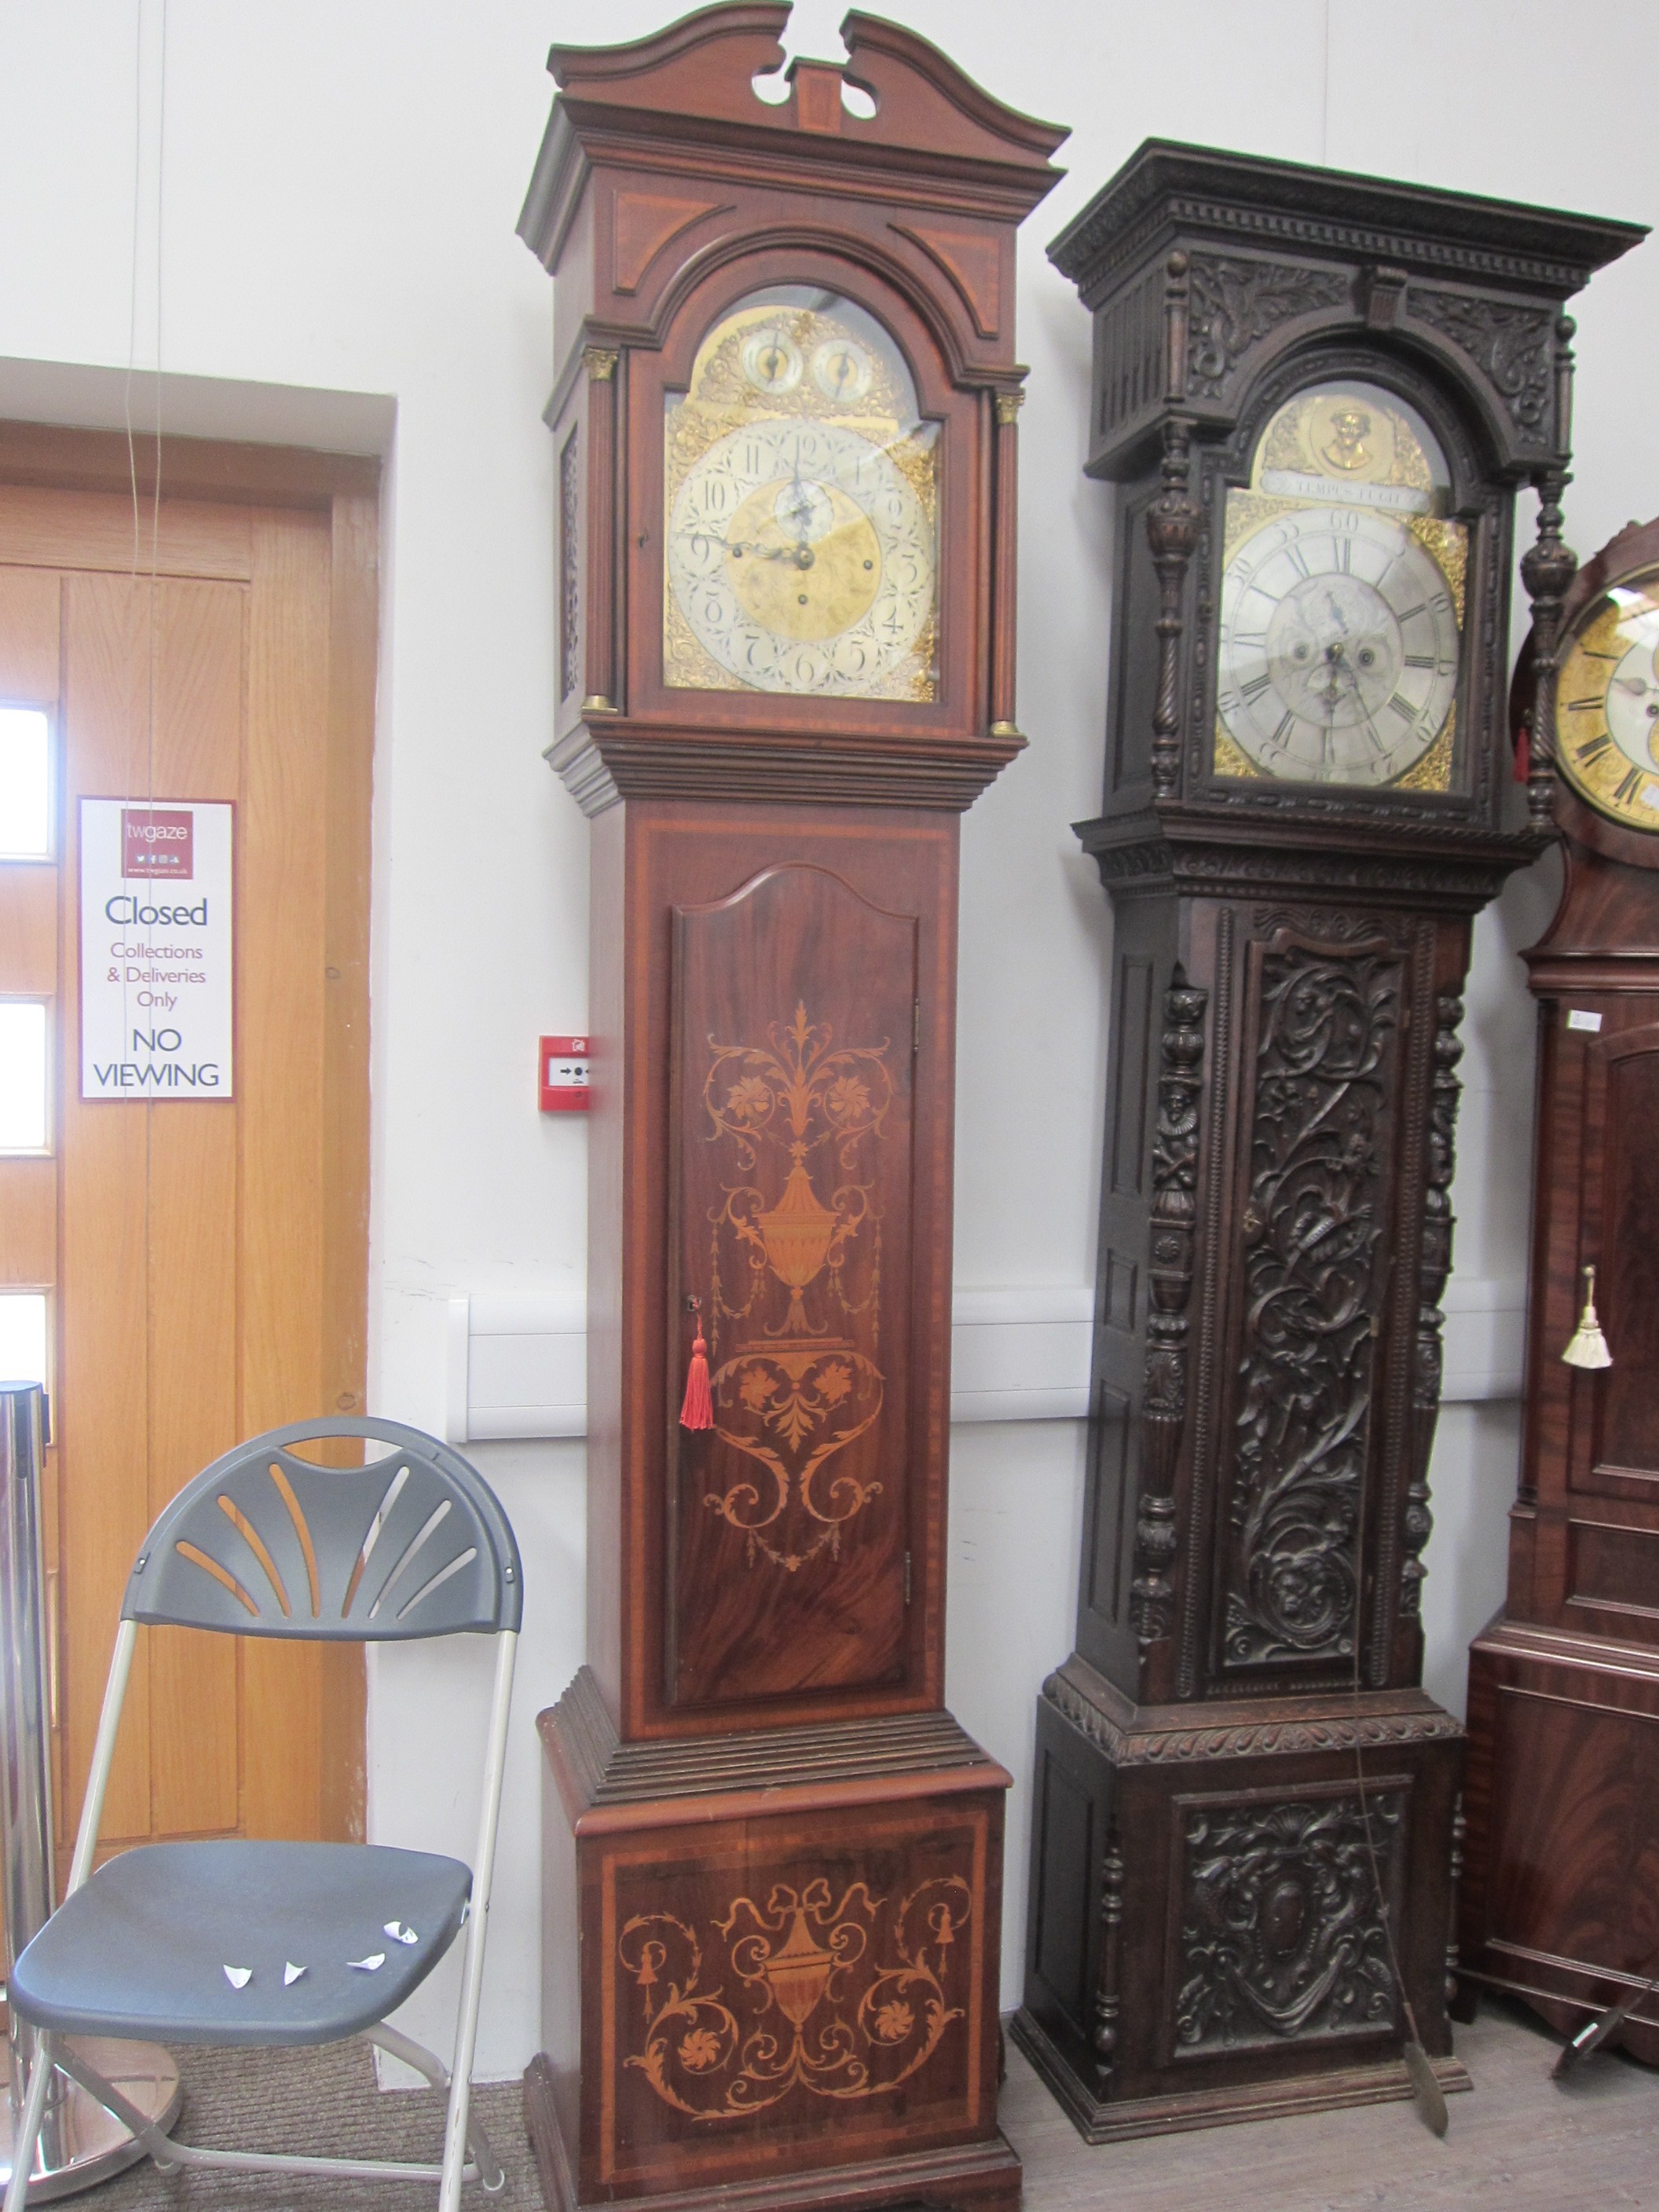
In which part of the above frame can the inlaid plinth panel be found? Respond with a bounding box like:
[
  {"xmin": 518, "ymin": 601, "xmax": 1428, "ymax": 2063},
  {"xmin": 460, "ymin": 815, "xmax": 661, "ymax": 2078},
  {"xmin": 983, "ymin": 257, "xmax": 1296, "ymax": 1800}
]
[{"xmin": 533, "ymin": 1673, "xmax": 1016, "ymax": 2209}]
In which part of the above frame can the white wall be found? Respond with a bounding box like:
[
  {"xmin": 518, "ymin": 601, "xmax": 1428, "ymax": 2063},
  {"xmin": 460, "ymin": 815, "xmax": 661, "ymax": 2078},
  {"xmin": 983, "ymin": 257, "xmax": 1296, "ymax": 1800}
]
[{"xmin": 2, "ymin": 0, "xmax": 1657, "ymax": 2078}]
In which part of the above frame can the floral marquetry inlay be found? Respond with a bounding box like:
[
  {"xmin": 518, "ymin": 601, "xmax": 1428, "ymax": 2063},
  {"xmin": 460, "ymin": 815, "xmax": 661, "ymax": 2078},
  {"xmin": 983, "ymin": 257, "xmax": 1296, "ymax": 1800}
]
[
  {"xmin": 701, "ymin": 1002, "xmax": 893, "ymax": 1574},
  {"xmin": 619, "ymin": 1876, "xmax": 970, "ymax": 2119}
]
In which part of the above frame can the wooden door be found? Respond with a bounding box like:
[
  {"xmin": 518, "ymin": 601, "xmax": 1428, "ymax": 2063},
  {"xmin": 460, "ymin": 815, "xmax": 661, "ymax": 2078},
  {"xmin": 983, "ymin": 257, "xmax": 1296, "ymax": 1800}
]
[{"xmin": 0, "ymin": 437, "xmax": 375, "ymax": 1870}]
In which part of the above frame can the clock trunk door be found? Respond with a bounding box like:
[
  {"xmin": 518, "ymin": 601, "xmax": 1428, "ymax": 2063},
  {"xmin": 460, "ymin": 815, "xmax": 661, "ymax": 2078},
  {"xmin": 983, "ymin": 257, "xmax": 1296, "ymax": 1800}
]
[
  {"xmin": 1587, "ymin": 1024, "xmax": 1659, "ymax": 1489},
  {"xmin": 1210, "ymin": 911, "xmax": 1411, "ymax": 1690},
  {"xmin": 1549, "ymin": 1016, "xmax": 1659, "ymax": 1640},
  {"xmin": 667, "ymin": 862, "xmax": 917, "ymax": 1710}
]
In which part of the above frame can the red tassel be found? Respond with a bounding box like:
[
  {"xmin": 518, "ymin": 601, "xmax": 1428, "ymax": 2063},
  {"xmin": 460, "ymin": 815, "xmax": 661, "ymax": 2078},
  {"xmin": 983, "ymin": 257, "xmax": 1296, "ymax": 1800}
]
[{"xmin": 679, "ymin": 1323, "xmax": 713, "ymax": 1430}]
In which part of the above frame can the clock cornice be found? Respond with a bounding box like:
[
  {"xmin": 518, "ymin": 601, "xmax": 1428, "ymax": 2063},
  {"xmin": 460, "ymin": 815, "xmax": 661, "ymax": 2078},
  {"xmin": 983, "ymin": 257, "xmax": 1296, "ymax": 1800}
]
[
  {"xmin": 519, "ymin": 4, "xmax": 1068, "ymax": 277},
  {"xmin": 1050, "ymin": 138, "xmax": 1646, "ymax": 306}
]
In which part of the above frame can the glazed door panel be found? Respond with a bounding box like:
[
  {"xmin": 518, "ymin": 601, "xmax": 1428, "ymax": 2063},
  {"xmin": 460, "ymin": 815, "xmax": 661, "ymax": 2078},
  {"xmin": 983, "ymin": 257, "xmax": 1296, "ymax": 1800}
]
[{"xmin": 668, "ymin": 862, "xmax": 916, "ymax": 1708}]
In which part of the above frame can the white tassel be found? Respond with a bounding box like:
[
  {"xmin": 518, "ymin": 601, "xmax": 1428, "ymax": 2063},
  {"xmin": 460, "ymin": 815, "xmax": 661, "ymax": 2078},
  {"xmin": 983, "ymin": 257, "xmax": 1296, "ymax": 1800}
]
[{"xmin": 1562, "ymin": 1265, "xmax": 1613, "ymax": 1370}]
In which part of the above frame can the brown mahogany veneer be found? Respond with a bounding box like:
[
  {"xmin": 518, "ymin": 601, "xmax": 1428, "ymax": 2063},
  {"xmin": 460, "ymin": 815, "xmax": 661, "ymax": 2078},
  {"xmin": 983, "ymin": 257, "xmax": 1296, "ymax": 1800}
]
[
  {"xmin": 516, "ymin": 12, "xmax": 1064, "ymax": 2209},
  {"xmin": 1019, "ymin": 142, "xmax": 1641, "ymax": 2139},
  {"xmin": 1459, "ymin": 515, "xmax": 1659, "ymax": 2065}
]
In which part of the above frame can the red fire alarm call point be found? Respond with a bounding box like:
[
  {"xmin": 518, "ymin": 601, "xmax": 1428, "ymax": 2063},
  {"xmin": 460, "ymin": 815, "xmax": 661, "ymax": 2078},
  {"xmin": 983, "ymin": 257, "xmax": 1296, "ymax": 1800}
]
[{"xmin": 540, "ymin": 1035, "xmax": 591, "ymax": 1112}]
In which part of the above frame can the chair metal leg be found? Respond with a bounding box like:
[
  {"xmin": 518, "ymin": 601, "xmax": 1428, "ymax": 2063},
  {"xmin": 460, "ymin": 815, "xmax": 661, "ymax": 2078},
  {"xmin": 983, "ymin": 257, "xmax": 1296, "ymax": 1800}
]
[
  {"xmin": 52, "ymin": 2043, "xmax": 481, "ymax": 2190},
  {"xmin": 440, "ymin": 1628, "xmax": 518, "ymax": 2212},
  {"xmin": 2, "ymin": 2043, "xmax": 53, "ymax": 2212},
  {"xmin": 46, "ymin": 2045, "xmax": 181, "ymax": 2174},
  {"xmin": 366, "ymin": 2027, "xmax": 504, "ymax": 2191},
  {"xmin": 368, "ymin": 2023, "xmax": 450, "ymax": 2090}
]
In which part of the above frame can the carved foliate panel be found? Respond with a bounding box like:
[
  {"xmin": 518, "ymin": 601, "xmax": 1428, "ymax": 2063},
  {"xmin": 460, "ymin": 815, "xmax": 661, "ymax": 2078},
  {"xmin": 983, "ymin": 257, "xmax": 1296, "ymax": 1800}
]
[
  {"xmin": 668, "ymin": 863, "xmax": 916, "ymax": 1709},
  {"xmin": 1401, "ymin": 991, "xmax": 1463, "ymax": 1619},
  {"xmin": 1407, "ymin": 287, "xmax": 1554, "ymax": 446},
  {"xmin": 1174, "ymin": 1789, "xmax": 1404, "ymax": 2057},
  {"xmin": 1185, "ymin": 255, "xmax": 1348, "ymax": 401},
  {"xmin": 597, "ymin": 1797, "xmax": 995, "ymax": 2184},
  {"xmin": 1218, "ymin": 924, "xmax": 1404, "ymax": 1676},
  {"xmin": 1132, "ymin": 970, "xmax": 1207, "ymax": 1650}
]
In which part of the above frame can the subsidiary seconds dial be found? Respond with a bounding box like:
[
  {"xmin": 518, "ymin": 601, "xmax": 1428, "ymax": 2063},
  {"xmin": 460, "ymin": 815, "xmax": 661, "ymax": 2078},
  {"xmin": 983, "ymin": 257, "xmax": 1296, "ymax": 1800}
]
[{"xmin": 1217, "ymin": 505, "xmax": 1460, "ymax": 786}]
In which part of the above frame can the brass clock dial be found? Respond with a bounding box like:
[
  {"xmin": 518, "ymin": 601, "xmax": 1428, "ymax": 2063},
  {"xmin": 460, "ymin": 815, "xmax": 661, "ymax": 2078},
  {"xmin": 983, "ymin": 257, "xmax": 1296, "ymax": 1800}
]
[
  {"xmin": 1214, "ymin": 381, "xmax": 1467, "ymax": 793},
  {"xmin": 665, "ymin": 291, "xmax": 939, "ymax": 702},
  {"xmin": 1556, "ymin": 564, "xmax": 1659, "ymax": 829}
]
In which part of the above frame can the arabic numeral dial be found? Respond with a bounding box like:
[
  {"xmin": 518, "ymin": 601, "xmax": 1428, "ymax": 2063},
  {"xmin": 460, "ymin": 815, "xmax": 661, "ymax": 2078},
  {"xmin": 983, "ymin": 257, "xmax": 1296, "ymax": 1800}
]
[{"xmin": 668, "ymin": 420, "xmax": 935, "ymax": 699}]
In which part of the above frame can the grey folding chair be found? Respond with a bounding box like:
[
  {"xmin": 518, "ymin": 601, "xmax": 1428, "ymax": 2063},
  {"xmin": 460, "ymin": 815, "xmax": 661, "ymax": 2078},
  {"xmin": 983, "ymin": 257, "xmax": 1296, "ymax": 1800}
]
[{"xmin": 4, "ymin": 1415, "xmax": 521, "ymax": 2212}]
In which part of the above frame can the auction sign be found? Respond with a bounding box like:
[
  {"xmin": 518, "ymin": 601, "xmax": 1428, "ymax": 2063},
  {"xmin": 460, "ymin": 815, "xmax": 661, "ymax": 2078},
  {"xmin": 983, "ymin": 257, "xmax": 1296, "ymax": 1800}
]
[{"xmin": 79, "ymin": 799, "xmax": 233, "ymax": 1101}]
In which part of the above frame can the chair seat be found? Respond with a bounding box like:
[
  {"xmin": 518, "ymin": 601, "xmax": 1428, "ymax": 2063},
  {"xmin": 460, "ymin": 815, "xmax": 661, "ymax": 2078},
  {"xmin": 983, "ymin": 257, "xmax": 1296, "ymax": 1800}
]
[{"xmin": 9, "ymin": 1840, "xmax": 471, "ymax": 2048}]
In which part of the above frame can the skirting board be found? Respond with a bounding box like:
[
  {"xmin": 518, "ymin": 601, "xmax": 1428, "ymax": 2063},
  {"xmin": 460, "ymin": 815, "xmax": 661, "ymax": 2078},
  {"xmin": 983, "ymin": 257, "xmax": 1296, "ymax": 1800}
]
[{"xmin": 446, "ymin": 1277, "xmax": 1523, "ymax": 1444}]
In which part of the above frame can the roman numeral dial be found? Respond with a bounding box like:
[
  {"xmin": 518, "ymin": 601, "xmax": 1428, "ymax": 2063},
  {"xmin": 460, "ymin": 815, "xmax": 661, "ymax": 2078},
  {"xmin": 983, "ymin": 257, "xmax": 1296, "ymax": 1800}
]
[
  {"xmin": 1214, "ymin": 503, "xmax": 1462, "ymax": 788},
  {"xmin": 1555, "ymin": 568, "xmax": 1659, "ymax": 830}
]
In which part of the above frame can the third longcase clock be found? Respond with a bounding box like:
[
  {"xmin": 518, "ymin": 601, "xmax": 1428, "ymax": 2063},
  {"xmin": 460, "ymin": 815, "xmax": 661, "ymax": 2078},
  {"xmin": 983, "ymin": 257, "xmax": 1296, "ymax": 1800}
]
[
  {"xmin": 516, "ymin": 12, "xmax": 1064, "ymax": 2212},
  {"xmin": 1016, "ymin": 141, "xmax": 1641, "ymax": 2139},
  {"xmin": 1459, "ymin": 514, "xmax": 1659, "ymax": 2062}
]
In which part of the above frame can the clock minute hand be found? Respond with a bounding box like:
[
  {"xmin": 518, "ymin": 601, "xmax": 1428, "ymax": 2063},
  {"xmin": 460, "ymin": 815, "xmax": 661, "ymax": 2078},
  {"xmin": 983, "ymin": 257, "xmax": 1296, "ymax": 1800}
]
[{"xmin": 679, "ymin": 530, "xmax": 798, "ymax": 563}]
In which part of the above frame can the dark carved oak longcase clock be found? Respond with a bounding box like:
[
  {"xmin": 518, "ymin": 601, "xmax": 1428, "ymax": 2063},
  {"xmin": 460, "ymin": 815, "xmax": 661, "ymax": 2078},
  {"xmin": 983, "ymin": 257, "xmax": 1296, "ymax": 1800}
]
[
  {"xmin": 1459, "ymin": 515, "xmax": 1659, "ymax": 2064},
  {"xmin": 516, "ymin": 13, "xmax": 1064, "ymax": 2212},
  {"xmin": 1015, "ymin": 140, "xmax": 1641, "ymax": 2140}
]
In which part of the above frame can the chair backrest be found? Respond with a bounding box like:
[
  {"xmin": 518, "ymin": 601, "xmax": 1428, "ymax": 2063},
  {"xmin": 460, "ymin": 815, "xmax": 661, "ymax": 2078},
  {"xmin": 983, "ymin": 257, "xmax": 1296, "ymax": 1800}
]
[{"xmin": 123, "ymin": 1417, "xmax": 522, "ymax": 1640}]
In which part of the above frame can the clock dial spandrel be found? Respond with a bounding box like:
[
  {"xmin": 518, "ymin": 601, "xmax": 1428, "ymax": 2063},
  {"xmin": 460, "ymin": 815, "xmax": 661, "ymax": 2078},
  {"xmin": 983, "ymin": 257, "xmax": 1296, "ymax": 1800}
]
[
  {"xmin": 1214, "ymin": 381, "xmax": 1467, "ymax": 792},
  {"xmin": 1557, "ymin": 566, "xmax": 1659, "ymax": 830},
  {"xmin": 665, "ymin": 289, "xmax": 939, "ymax": 702}
]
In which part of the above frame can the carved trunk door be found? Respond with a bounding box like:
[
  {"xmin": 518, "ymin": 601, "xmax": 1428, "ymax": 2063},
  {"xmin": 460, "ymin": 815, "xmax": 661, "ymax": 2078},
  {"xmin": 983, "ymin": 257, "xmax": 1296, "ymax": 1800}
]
[
  {"xmin": 667, "ymin": 863, "xmax": 917, "ymax": 1710},
  {"xmin": 1209, "ymin": 910, "xmax": 1415, "ymax": 1691}
]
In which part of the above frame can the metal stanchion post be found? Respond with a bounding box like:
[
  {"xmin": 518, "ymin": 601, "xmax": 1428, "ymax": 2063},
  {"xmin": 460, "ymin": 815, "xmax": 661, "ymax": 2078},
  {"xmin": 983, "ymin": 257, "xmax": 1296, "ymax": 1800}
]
[{"xmin": 0, "ymin": 1383, "xmax": 180, "ymax": 2199}]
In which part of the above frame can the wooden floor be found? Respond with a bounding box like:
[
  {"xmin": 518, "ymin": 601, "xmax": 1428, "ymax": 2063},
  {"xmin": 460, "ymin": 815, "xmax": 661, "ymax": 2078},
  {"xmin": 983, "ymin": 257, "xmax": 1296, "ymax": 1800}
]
[{"xmin": 998, "ymin": 1998, "xmax": 1659, "ymax": 2210}]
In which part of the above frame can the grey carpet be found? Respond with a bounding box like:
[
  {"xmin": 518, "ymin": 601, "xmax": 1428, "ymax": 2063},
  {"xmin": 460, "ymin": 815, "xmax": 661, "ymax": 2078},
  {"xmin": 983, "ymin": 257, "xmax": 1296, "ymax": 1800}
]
[{"xmin": 54, "ymin": 2043, "xmax": 545, "ymax": 2212}]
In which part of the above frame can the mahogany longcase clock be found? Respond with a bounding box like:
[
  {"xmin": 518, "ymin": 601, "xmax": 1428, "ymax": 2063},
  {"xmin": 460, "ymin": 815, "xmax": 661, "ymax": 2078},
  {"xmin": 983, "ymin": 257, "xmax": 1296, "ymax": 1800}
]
[
  {"xmin": 1016, "ymin": 141, "xmax": 1640, "ymax": 2140},
  {"xmin": 1459, "ymin": 515, "xmax": 1659, "ymax": 2064},
  {"xmin": 516, "ymin": 13, "xmax": 1064, "ymax": 2210}
]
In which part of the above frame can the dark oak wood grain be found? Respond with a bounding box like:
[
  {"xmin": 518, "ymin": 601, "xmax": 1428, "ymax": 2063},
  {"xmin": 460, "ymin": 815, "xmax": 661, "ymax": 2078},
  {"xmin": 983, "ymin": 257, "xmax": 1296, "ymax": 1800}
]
[{"xmin": 1025, "ymin": 144, "xmax": 1639, "ymax": 2137}]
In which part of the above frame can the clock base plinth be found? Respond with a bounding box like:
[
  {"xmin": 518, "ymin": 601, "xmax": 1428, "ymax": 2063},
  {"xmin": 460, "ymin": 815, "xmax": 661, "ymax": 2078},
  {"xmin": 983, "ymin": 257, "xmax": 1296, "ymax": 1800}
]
[
  {"xmin": 523, "ymin": 2059, "xmax": 1023, "ymax": 2212},
  {"xmin": 1460, "ymin": 1616, "xmax": 1659, "ymax": 2069},
  {"xmin": 1007, "ymin": 2007, "xmax": 1470, "ymax": 2144},
  {"xmin": 536, "ymin": 1672, "xmax": 1016, "ymax": 2206},
  {"xmin": 1020, "ymin": 1659, "xmax": 1465, "ymax": 2141}
]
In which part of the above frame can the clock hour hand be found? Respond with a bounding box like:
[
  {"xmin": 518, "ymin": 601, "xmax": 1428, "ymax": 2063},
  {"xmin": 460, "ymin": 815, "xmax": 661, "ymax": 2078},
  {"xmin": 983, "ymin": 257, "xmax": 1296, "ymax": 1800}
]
[{"xmin": 679, "ymin": 530, "xmax": 798, "ymax": 563}]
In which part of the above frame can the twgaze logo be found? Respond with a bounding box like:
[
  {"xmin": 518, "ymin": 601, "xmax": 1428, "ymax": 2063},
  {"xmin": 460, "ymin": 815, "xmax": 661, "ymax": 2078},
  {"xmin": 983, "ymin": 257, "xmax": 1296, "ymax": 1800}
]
[{"xmin": 122, "ymin": 807, "xmax": 193, "ymax": 880}]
